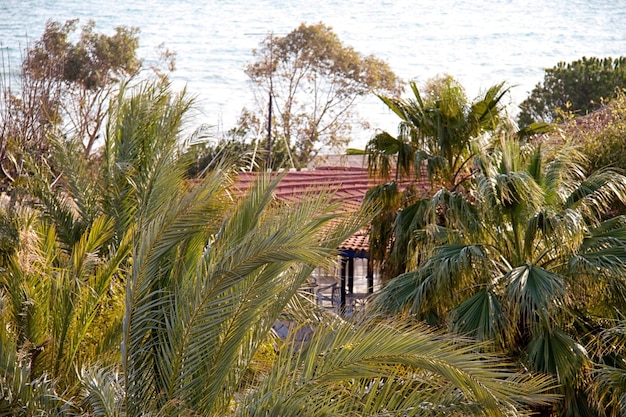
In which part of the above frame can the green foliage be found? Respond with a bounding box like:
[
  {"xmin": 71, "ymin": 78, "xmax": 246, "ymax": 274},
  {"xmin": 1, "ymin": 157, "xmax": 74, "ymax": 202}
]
[
  {"xmin": 245, "ymin": 23, "xmax": 402, "ymax": 168},
  {"xmin": 237, "ymin": 317, "xmax": 556, "ymax": 416},
  {"xmin": 21, "ymin": 136, "xmax": 101, "ymax": 247},
  {"xmin": 101, "ymin": 80, "xmax": 194, "ymax": 237},
  {"xmin": 556, "ymin": 90, "xmax": 626, "ymax": 173},
  {"xmin": 0, "ymin": 206, "xmax": 130, "ymax": 398},
  {"xmin": 0, "ymin": 76, "xmax": 558, "ymax": 416},
  {"xmin": 361, "ymin": 75, "xmax": 511, "ymax": 279},
  {"xmin": 182, "ymin": 113, "xmax": 272, "ymax": 176},
  {"xmin": 0, "ymin": 19, "xmax": 142, "ymax": 189},
  {"xmin": 184, "ymin": 137, "xmax": 256, "ymax": 176},
  {"xmin": 518, "ymin": 56, "xmax": 626, "ymax": 126},
  {"xmin": 0, "ymin": 79, "xmax": 194, "ymax": 400},
  {"xmin": 372, "ymin": 138, "xmax": 626, "ymax": 415},
  {"xmin": 590, "ymin": 319, "xmax": 626, "ymax": 417},
  {"xmin": 118, "ymin": 172, "xmax": 370, "ymax": 415},
  {"xmin": 368, "ymin": 75, "xmax": 509, "ymax": 189},
  {"xmin": 24, "ymin": 19, "xmax": 140, "ymax": 90}
]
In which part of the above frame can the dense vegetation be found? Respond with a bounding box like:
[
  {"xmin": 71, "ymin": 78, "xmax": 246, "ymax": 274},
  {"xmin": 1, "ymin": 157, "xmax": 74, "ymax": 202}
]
[
  {"xmin": 361, "ymin": 74, "xmax": 626, "ymax": 416},
  {"xmin": 517, "ymin": 56, "xmax": 626, "ymax": 127},
  {"xmin": 558, "ymin": 90, "xmax": 626, "ymax": 173},
  {"xmin": 0, "ymin": 74, "xmax": 558, "ymax": 417},
  {"xmin": 2, "ymin": 19, "xmax": 626, "ymax": 417}
]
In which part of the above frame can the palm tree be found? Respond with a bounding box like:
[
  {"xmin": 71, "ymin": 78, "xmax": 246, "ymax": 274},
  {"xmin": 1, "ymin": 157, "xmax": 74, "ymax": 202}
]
[
  {"xmin": 0, "ymin": 79, "xmax": 556, "ymax": 416},
  {"xmin": 372, "ymin": 137, "xmax": 626, "ymax": 415},
  {"xmin": 76, "ymin": 168, "xmax": 554, "ymax": 416},
  {"xmin": 589, "ymin": 319, "xmax": 626, "ymax": 417},
  {"xmin": 236, "ymin": 314, "xmax": 556, "ymax": 416},
  {"xmin": 0, "ymin": 79, "xmax": 194, "ymax": 409},
  {"xmin": 86, "ymin": 79, "xmax": 555, "ymax": 415},
  {"xmin": 0, "ymin": 204, "xmax": 130, "ymax": 415},
  {"xmin": 366, "ymin": 75, "xmax": 509, "ymax": 188},
  {"xmin": 100, "ymin": 79, "xmax": 195, "ymax": 242},
  {"xmin": 359, "ymin": 76, "xmax": 511, "ymax": 280}
]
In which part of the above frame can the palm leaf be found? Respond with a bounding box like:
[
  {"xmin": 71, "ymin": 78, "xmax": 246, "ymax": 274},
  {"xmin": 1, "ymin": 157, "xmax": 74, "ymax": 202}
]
[
  {"xmin": 451, "ymin": 287, "xmax": 506, "ymax": 343},
  {"xmin": 505, "ymin": 264, "xmax": 565, "ymax": 326},
  {"xmin": 122, "ymin": 169, "xmax": 373, "ymax": 415},
  {"xmin": 527, "ymin": 323, "xmax": 589, "ymax": 384},
  {"xmin": 237, "ymin": 317, "xmax": 556, "ymax": 416}
]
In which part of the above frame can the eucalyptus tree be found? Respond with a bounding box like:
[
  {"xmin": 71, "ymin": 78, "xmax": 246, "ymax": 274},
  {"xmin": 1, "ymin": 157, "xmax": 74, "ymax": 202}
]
[
  {"xmin": 21, "ymin": 19, "xmax": 141, "ymax": 156},
  {"xmin": 0, "ymin": 19, "xmax": 141, "ymax": 194},
  {"xmin": 246, "ymin": 22, "xmax": 402, "ymax": 168},
  {"xmin": 372, "ymin": 138, "xmax": 626, "ymax": 415}
]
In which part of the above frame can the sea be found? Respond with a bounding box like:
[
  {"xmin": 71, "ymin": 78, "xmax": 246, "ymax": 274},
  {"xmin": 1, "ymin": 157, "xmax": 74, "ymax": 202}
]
[{"xmin": 1, "ymin": 0, "xmax": 625, "ymax": 149}]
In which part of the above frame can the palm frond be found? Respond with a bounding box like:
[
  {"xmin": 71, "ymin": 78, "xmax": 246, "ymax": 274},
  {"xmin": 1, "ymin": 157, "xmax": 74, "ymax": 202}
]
[
  {"xmin": 451, "ymin": 287, "xmax": 507, "ymax": 343},
  {"xmin": 0, "ymin": 291, "xmax": 70, "ymax": 416},
  {"xmin": 78, "ymin": 367, "xmax": 125, "ymax": 417},
  {"xmin": 527, "ymin": 323, "xmax": 589, "ymax": 385},
  {"xmin": 102, "ymin": 79, "xmax": 194, "ymax": 240},
  {"xmin": 505, "ymin": 264, "xmax": 565, "ymax": 326},
  {"xmin": 237, "ymin": 317, "xmax": 556, "ymax": 416},
  {"xmin": 591, "ymin": 364, "xmax": 626, "ymax": 417},
  {"xmin": 564, "ymin": 168, "xmax": 626, "ymax": 221},
  {"xmin": 372, "ymin": 242, "xmax": 492, "ymax": 321},
  {"xmin": 122, "ymin": 170, "xmax": 373, "ymax": 415}
]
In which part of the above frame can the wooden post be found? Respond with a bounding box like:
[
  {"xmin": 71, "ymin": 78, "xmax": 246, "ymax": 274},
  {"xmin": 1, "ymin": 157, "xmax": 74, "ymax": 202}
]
[
  {"xmin": 340, "ymin": 257, "xmax": 347, "ymax": 311},
  {"xmin": 348, "ymin": 257, "xmax": 354, "ymax": 294},
  {"xmin": 367, "ymin": 257, "xmax": 374, "ymax": 294}
]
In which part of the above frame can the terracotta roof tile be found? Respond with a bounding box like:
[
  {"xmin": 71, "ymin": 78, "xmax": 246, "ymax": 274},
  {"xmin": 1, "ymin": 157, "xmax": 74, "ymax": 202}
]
[{"xmin": 232, "ymin": 163, "xmax": 430, "ymax": 253}]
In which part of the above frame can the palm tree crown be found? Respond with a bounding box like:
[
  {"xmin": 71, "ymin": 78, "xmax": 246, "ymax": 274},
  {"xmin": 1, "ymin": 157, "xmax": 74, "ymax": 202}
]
[{"xmin": 373, "ymin": 137, "xmax": 626, "ymax": 415}]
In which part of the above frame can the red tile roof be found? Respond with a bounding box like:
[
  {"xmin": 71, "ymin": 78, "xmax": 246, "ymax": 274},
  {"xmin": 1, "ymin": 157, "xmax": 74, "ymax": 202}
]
[
  {"xmin": 233, "ymin": 166, "xmax": 382, "ymax": 211},
  {"xmin": 338, "ymin": 229, "xmax": 369, "ymax": 257},
  {"xmin": 233, "ymin": 162, "xmax": 431, "ymax": 255}
]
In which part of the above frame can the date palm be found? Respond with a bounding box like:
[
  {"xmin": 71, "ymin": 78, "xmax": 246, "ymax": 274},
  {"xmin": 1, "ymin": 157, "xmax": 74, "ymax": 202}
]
[
  {"xmin": 0, "ymin": 203, "xmax": 131, "ymax": 415},
  {"xmin": 75, "ymin": 169, "xmax": 554, "ymax": 417},
  {"xmin": 373, "ymin": 138, "xmax": 626, "ymax": 415},
  {"xmin": 0, "ymin": 79, "xmax": 201, "ymax": 411}
]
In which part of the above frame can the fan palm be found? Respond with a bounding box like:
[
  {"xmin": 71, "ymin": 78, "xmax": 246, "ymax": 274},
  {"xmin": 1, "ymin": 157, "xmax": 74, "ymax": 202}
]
[
  {"xmin": 366, "ymin": 75, "xmax": 509, "ymax": 188},
  {"xmin": 587, "ymin": 317, "xmax": 626, "ymax": 416},
  {"xmin": 358, "ymin": 76, "xmax": 511, "ymax": 279},
  {"xmin": 373, "ymin": 138, "xmax": 626, "ymax": 415}
]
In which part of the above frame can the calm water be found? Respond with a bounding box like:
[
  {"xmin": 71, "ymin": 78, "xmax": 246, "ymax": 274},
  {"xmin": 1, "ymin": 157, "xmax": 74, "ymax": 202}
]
[{"xmin": 1, "ymin": 0, "xmax": 625, "ymax": 147}]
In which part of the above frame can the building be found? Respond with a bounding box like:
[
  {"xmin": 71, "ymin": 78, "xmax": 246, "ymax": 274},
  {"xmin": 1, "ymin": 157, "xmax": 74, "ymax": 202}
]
[{"xmin": 233, "ymin": 156, "xmax": 429, "ymax": 314}]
